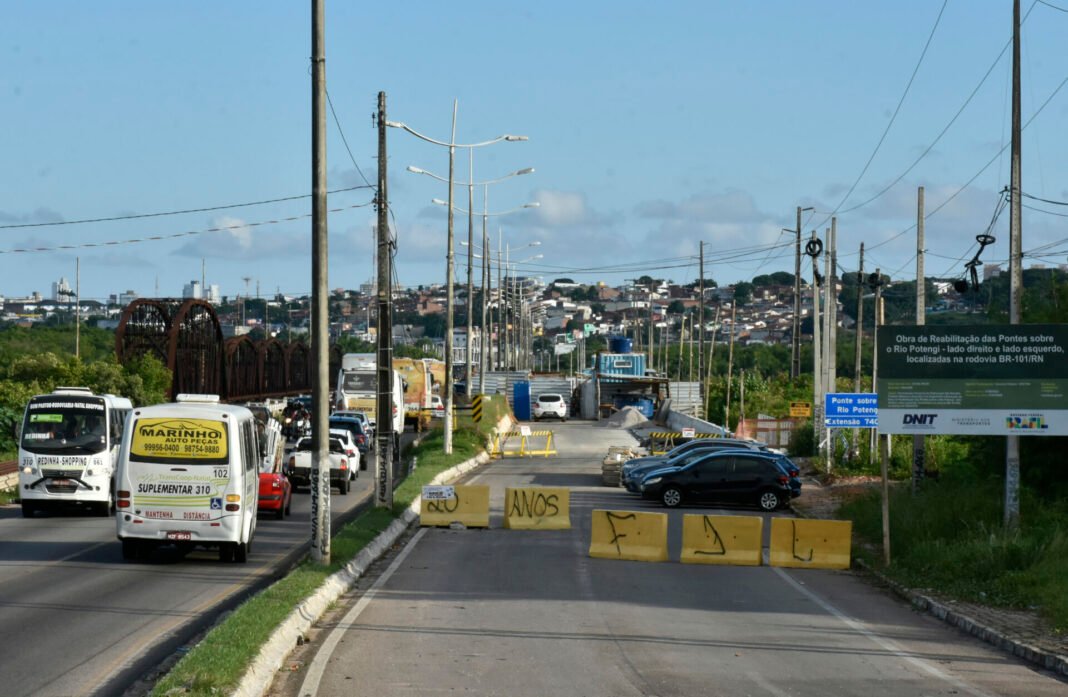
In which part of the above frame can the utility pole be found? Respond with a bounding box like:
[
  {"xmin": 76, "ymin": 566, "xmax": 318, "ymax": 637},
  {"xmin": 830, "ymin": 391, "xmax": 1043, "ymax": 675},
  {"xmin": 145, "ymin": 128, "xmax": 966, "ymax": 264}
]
[
  {"xmin": 479, "ymin": 187, "xmax": 489, "ymax": 392},
  {"xmin": 820, "ymin": 218, "xmax": 837, "ymax": 473},
  {"xmin": 443, "ymin": 100, "xmax": 457, "ymax": 454},
  {"xmin": 75, "ymin": 257, "xmax": 80, "ymax": 359},
  {"xmin": 724, "ymin": 303, "xmax": 736, "ymax": 432},
  {"xmin": 870, "ymin": 270, "xmax": 883, "ymax": 456},
  {"xmin": 1006, "ymin": 0, "xmax": 1022, "ymax": 530},
  {"xmin": 310, "ymin": 0, "xmax": 331, "ymax": 564},
  {"xmin": 792, "ymin": 206, "xmax": 802, "ymax": 379},
  {"xmin": 465, "ymin": 149, "xmax": 474, "ymax": 397},
  {"xmin": 698, "ymin": 241, "xmax": 705, "ymax": 419},
  {"xmin": 914, "ymin": 186, "xmax": 926, "ymax": 493},
  {"xmin": 811, "ymin": 231, "xmax": 824, "ymax": 470},
  {"xmin": 852, "ymin": 242, "xmax": 865, "ymax": 460},
  {"xmin": 375, "ymin": 91, "xmax": 394, "ymax": 509}
]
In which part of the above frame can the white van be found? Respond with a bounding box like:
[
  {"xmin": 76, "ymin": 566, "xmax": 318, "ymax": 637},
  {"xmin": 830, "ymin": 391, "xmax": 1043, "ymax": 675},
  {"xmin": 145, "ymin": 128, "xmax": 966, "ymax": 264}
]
[{"xmin": 115, "ymin": 394, "xmax": 260, "ymax": 563}]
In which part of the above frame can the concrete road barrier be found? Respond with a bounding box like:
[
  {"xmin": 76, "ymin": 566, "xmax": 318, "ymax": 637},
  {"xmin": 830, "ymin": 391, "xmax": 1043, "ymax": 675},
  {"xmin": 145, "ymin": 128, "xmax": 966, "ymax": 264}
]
[
  {"xmin": 588, "ymin": 509, "xmax": 668, "ymax": 562},
  {"xmin": 769, "ymin": 517, "xmax": 852, "ymax": 570},
  {"xmin": 419, "ymin": 485, "xmax": 490, "ymax": 528},
  {"xmin": 503, "ymin": 487, "xmax": 570, "ymax": 530},
  {"xmin": 680, "ymin": 514, "xmax": 763, "ymax": 566}
]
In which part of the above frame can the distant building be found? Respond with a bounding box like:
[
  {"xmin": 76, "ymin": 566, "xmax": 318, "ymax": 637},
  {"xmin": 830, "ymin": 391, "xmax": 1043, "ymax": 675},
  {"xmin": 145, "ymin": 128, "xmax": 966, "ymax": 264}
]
[
  {"xmin": 51, "ymin": 277, "xmax": 73, "ymax": 302},
  {"xmin": 183, "ymin": 280, "xmax": 203, "ymax": 299}
]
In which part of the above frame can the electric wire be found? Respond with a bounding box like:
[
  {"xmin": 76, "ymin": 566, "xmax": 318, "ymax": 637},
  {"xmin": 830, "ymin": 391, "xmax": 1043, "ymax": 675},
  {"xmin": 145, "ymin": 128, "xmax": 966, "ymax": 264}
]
[
  {"xmin": 0, "ymin": 200, "xmax": 376, "ymax": 255},
  {"xmin": 811, "ymin": 0, "xmax": 948, "ymax": 230},
  {"xmin": 326, "ymin": 90, "xmax": 374, "ymax": 190},
  {"xmin": 0, "ymin": 185, "xmax": 372, "ymax": 230}
]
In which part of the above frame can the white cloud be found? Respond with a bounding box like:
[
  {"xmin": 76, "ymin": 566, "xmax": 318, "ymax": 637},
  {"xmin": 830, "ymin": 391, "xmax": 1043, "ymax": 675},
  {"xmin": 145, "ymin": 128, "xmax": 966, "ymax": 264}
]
[{"xmin": 531, "ymin": 189, "xmax": 591, "ymax": 226}]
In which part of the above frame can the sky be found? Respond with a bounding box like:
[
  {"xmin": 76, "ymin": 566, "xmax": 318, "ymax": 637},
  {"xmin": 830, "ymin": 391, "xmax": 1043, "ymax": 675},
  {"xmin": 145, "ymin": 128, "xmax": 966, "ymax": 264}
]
[{"xmin": 4, "ymin": 1, "xmax": 1068, "ymax": 304}]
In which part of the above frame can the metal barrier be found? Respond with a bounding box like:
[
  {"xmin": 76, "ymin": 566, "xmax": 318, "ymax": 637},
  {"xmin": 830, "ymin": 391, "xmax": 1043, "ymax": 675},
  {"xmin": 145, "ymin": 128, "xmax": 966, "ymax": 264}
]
[
  {"xmin": 645, "ymin": 431, "xmax": 721, "ymax": 455},
  {"xmin": 490, "ymin": 430, "xmax": 557, "ymax": 458}
]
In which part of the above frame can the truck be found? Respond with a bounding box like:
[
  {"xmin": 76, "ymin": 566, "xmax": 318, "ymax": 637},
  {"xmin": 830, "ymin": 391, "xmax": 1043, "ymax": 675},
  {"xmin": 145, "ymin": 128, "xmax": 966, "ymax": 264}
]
[
  {"xmin": 336, "ymin": 352, "xmax": 405, "ymax": 457},
  {"xmin": 392, "ymin": 357, "xmax": 432, "ymax": 432}
]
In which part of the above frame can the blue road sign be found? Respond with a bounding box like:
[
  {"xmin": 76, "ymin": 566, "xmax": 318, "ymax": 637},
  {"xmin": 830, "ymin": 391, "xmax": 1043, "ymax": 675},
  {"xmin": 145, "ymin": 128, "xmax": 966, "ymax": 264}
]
[{"xmin": 825, "ymin": 392, "xmax": 878, "ymax": 428}]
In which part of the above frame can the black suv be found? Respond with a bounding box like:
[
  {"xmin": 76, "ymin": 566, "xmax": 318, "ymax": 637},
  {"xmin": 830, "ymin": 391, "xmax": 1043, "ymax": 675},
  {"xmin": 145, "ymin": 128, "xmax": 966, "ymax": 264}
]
[{"xmin": 639, "ymin": 450, "xmax": 792, "ymax": 511}]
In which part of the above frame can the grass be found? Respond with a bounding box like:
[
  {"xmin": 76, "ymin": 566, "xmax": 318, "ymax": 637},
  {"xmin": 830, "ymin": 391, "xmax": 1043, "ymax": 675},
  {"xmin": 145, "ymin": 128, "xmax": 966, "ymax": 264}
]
[
  {"xmin": 150, "ymin": 396, "xmax": 509, "ymax": 697},
  {"xmin": 839, "ymin": 474, "xmax": 1068, "ymax": 632}
]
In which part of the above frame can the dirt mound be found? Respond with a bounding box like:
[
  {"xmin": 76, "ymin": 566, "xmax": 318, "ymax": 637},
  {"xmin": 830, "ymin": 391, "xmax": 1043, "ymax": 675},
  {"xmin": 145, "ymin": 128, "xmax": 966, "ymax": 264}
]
[{"xmin": 595, "ymin": 406, "xmax": 649, "ymax": 429}]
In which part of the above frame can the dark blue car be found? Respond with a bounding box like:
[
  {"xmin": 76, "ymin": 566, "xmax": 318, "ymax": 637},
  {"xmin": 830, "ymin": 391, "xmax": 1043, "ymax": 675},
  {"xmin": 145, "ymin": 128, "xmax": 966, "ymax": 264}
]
[{"xmin": 639, "ymin": 450, "xmax": 794, "ymax": 511}]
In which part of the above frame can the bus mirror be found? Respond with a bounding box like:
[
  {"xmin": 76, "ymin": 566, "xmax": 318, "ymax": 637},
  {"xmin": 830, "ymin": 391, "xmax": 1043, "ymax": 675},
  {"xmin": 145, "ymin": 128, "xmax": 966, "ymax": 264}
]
[{"xmin": 14, "ymin": 420, "xmax": 21, "ymax": 440}]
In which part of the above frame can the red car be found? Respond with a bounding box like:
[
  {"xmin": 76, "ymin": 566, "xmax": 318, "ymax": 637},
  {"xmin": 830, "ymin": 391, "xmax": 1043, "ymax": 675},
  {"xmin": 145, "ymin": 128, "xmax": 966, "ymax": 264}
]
[{"xmin": 258, "ymin": 461, "xmax": 293, "ymax": 520}]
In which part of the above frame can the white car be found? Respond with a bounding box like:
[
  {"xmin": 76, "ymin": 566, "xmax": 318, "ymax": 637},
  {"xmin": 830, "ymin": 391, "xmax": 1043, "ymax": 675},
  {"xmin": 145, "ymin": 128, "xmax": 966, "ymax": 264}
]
[
  {"xmin": 329, "ymin": 428, "xmax": 362, "ymax": 478},
  {"xmin": 430, "ymin": 394, "xmax": 445, "ymax": 419},
  {"xmin": 285, "ymin": 436, "xmax": 354, "ymax": 494},
  {"xmin": 533, "ymin": 393, "xmax": 568, "ymax": 421}
]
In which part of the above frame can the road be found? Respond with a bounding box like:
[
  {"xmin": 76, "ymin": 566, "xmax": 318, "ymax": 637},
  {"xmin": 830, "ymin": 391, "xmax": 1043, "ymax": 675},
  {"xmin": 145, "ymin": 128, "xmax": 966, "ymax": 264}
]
[
  {"xmin": 270, "ymin": 420, "xmax": 1066, "ymax": 697},
  {"xmin": 0, "ymin": 442, "xmax": 398, "ymax": 697}
]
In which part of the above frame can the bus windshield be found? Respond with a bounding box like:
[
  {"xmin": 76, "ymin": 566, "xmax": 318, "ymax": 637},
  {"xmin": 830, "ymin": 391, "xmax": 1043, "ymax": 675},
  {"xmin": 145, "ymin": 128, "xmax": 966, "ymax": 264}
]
[
  {"xmin": 342, "ymin": 372, "xmax": 376, "ymax": 392},
  {"xmin": 21, "ymin": 396, "xmax": 108, "ymax": 455}
]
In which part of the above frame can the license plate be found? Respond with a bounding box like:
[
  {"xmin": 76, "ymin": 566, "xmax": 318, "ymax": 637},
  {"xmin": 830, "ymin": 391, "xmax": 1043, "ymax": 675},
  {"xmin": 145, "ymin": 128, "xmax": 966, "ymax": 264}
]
[
  {"xmin": 52, "ymin": 478, "xmax": 72, "ymax": 486},
  {"xmin": 166, "ymin": 531, "xmax": 192, "ymax": 541}
]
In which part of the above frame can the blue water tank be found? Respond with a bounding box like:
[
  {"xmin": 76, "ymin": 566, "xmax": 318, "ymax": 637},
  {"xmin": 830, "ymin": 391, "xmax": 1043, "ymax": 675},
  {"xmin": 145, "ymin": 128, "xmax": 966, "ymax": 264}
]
[
  {"xmin": 609, "ymin": 336, "xmax": 633, "ymax": 354},
  {"xmin": 513, "ymin": 380, "xmax": 531, "ymax": 421}
]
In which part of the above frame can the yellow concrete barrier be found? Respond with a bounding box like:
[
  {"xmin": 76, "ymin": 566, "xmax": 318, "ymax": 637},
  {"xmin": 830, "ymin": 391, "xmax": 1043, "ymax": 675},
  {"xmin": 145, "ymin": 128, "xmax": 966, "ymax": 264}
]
[
  {"xmin": 503, "ymin": 487, "xmax": 570, "ymax": 530},
  {"xmin": 646, "ymin": 431, "xmax": 723, "ymax": 455},
  {"xmin": 769, "ymin": 517, "xmax": 852, "ymax": 570},
  {"xmin": 680, "ymin": 514, "xmax": 763, "ymax": 566},
  {"xmin": 490, "ymin": 430, "xmax": 557, "ymax": 458},
  {"xmin": 419, "ymin": 485, "xmax": 490, "ymax": 528},
  {"xmin": 588, "ymin": 509, "xmax": 668, "ymax": 562}
]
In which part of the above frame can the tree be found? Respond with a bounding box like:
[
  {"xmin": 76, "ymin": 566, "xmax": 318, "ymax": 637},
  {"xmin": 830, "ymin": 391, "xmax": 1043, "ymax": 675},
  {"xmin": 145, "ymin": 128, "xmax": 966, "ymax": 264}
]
[
  {"xmin": 667, "ymin": 300, "xmax": 686, "ymax": 315},
  {"xmin": 733, "ymin": 282, "xmax": 753, "ymax": 306}
]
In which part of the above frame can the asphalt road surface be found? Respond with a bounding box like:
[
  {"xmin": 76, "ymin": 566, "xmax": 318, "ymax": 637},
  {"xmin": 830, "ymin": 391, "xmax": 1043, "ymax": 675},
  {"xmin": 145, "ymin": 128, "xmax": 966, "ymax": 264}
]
[
  {"xmin": 0, "ymin": 441, "xmax": 401, "ymax": 697},
  {"xmin": 270, "ymin": 420, "xmax": 1067, "ymax": 697}
]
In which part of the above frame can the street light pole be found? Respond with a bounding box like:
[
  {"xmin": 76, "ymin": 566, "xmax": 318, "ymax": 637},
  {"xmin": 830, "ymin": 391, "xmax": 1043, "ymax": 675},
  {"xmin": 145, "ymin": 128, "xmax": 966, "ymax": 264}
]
[
  {"xmin": 465, "ymin": 149, "xmax": 474, "ymax": 398},
  {"xmin": 388, "ymin": 109, "xmax": 527, "ymax": 455},
  {"xmin": 445, "ymin": 100, "xmax": 457, "ymax": 453}
]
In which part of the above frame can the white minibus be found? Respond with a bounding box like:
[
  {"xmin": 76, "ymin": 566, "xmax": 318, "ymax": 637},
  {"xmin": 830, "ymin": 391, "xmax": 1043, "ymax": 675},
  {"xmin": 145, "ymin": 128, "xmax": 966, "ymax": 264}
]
[
  {"xmin": 115, "ymin": 394, "xmax": 260, "ymax": 562},
  {"xmin": 18, "ymin": 387, "xmax": 133, "ymax": 517}
]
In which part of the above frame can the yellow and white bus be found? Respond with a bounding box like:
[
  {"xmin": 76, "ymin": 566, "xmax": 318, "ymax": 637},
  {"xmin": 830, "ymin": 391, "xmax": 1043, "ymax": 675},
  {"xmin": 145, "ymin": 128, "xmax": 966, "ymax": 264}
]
[
  {"xmin": 115, "ymin": 394, "xmax": 260, "ymax": 563},
  {"xmin": 18, "ymin": 387, "xmax": 132, "ymax": 517}
]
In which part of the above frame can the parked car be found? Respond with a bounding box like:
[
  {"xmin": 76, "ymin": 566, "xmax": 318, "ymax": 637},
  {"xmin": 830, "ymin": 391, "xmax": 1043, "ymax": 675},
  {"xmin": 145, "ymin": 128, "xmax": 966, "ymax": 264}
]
[
  {"xmin": 533, "ymin": 393, "xmax": 568, "ymax": 421},
  {"xmin": 621, "ymin": 437, "xmax": 772, "ymax": 486},
  {"xmin": 284, "ymin": 436, "xmax": 353, "ymax": 494},
  {"xmin": 430, "ymin": 394, "xmax": 445, "ymax": 419},
  {"xmin": 639, "ymin": 450, "xmax": 793, "ymax": 511},
  {"xmin": 622, "ymin": 446, "xmax": 732, "ymax": 493},
  {"xmin": 257, "ymin": 457, "xmax": 292, "ymax": 520}
]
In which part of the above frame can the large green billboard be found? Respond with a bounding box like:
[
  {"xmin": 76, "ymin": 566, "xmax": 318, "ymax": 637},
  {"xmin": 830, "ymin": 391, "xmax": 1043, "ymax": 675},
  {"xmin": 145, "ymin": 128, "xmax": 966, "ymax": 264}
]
[{"xmin": 876, "ymin": 324, "xmax": 1068, "ymax": 435}]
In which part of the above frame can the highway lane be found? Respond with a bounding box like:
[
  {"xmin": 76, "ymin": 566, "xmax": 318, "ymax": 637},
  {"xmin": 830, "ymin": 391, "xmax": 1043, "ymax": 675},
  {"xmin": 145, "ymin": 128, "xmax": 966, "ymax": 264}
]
[
  {"xmin": 0, "ymin": 444, "xmax": 393, "ymax": 697},
  {"xmin": 273, "ymin": 421, "xmax": 1067, "ymax": 697}
]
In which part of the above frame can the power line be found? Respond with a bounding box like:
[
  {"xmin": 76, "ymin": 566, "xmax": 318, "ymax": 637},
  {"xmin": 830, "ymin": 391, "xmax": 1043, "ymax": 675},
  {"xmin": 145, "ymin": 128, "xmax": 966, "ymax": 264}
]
[
  {"xmin": 812, "ymin": 0, "xmax": 948, "ymax": 230},
  {"xmin": 0, "ymin": 200, "xmax": 375, "ymax": 255},
  {"xmin": 326, "ymin": 90, "xmax": 374, "ymax": 189},
  {"xmin": 0, "ymin": 185, "xmax": 371, "ymax": 230}
]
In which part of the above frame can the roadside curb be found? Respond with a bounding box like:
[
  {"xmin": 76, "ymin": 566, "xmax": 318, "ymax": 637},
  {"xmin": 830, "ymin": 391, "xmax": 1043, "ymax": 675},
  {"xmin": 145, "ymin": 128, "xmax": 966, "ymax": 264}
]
[
  {"xmin": 233, "ymin": 418, "xmax": 510, "ymax": 697},
  {"xmin": 793, "ymin": 494, "xmax": 1068, "ymax": 679},
  {"xmin": 853, "ymin": 558, "xmax": 1068, "ymax": 679}
]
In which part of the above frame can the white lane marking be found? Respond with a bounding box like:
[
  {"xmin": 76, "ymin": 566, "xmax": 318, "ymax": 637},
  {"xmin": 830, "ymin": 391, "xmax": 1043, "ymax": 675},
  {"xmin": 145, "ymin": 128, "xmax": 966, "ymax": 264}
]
[
  {"xmin": 772, "ymin": 567, "xmax": 995, "ymax": 697},
  {"xmin": 298, "ymin": 527, "xmax": 428, "ymax": 696}
]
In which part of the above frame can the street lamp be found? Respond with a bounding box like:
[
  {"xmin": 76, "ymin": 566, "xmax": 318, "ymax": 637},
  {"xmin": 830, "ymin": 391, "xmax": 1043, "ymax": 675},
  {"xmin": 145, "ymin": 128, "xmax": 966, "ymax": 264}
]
[
  {"xmin": 388, "ymin": 103, "xmax": 527, "ymax": 454},
  {"xmin": 410, "ymin": 165, "xmax": 534, "ymax": 397},
  {"xmin": 436, "ymin": 200, "xmax": 539, "ymax": 377}
]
